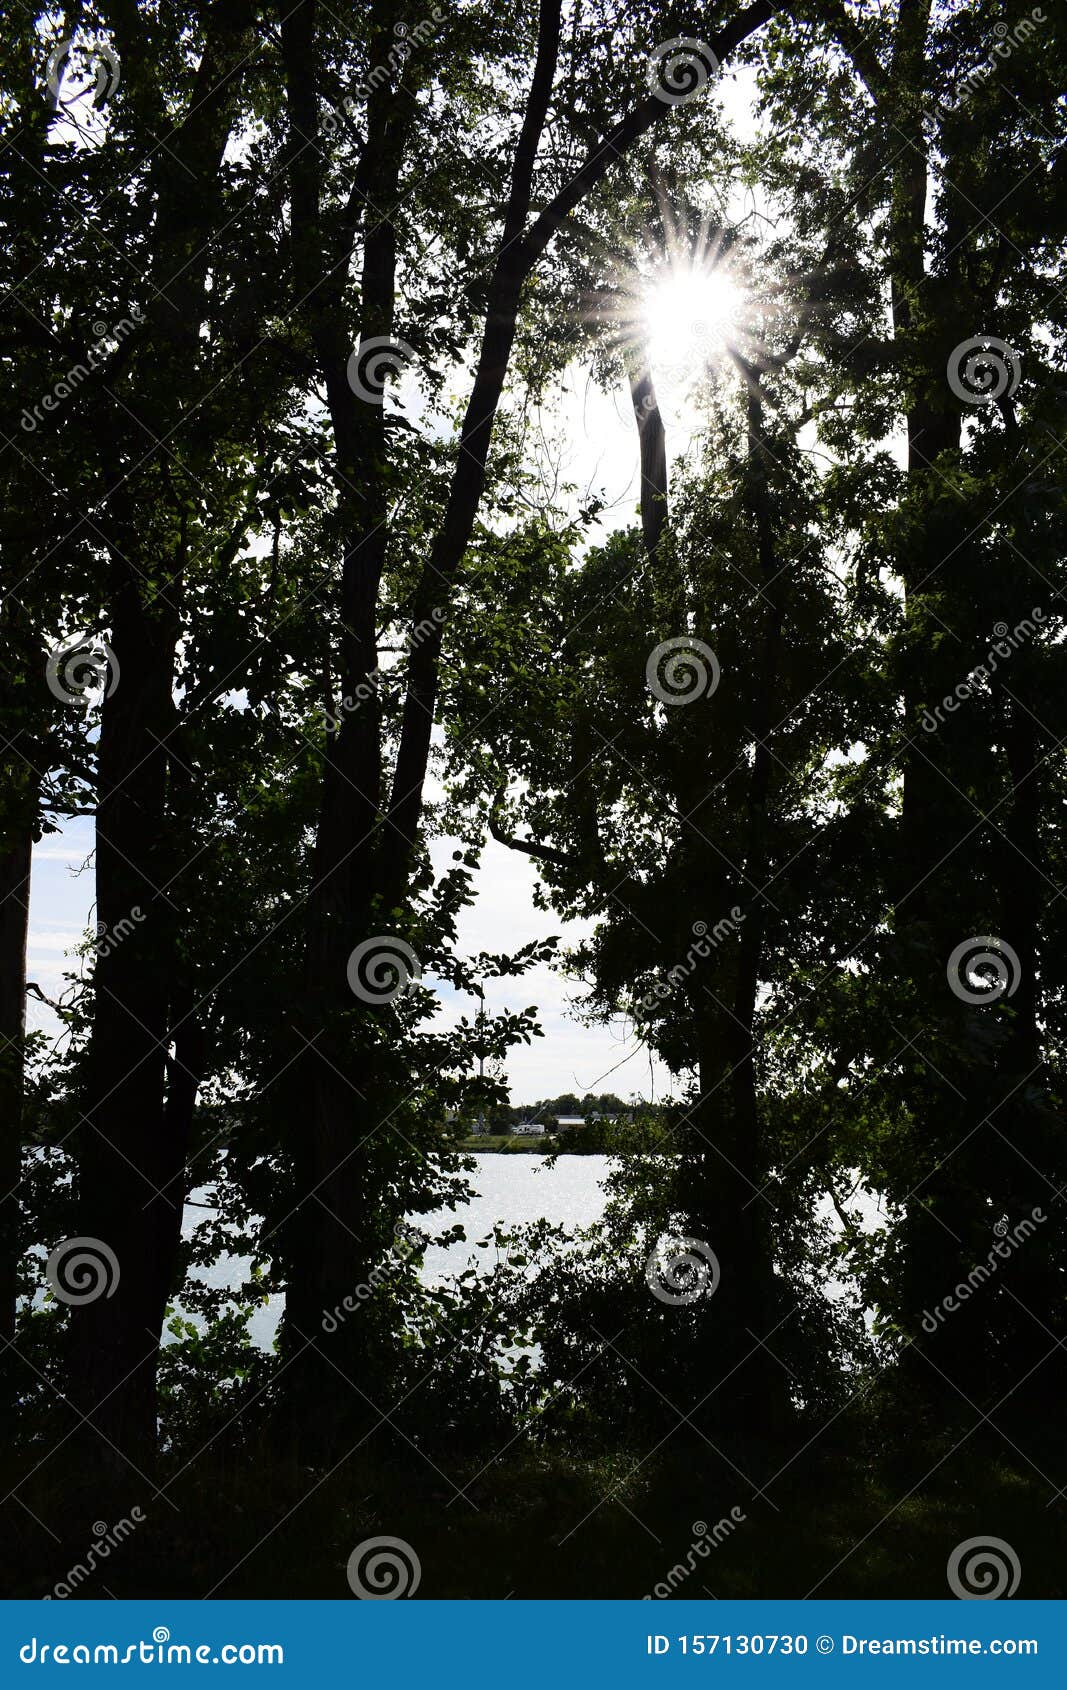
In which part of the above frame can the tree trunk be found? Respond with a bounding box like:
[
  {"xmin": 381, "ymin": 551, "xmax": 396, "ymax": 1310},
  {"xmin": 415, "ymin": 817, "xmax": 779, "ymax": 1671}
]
[
  {"xmin": 683, "ymin": 378, "xmax": 790, "ymax": 1429},
  {"xmin": 275, "ymin": 1, "xmax": 415, "ymax": 1423},
  {"xmin": 274, "ymin": 0, "xmax": 564, "ymax": 1439},
  {"xmin": 625, "ymin": 350, "xmax": 668, "ymax": 557},
  {"xmin": 63, "ymin": 2, "xmax": 252, "ymax": 1465},
  {"xmin": 69, "ymin": 576, "xmax": 180, "ymax": 1463},
  {"xmin": 882, "ymin": 0, "xmax": 1020, "ymax": 1394}
]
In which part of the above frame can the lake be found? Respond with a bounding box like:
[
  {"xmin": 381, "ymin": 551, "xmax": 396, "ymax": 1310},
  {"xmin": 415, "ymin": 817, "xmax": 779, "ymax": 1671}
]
[{"xmin": 182, "ymin": 1153, "xmax": 612, "ymax": 1350}]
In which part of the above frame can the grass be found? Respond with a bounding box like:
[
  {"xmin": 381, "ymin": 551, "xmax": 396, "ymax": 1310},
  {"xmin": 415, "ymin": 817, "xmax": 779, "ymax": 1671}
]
[{"xmin": 4, "ymin": 1416, "xmax": 1065, "ymax": 1600}]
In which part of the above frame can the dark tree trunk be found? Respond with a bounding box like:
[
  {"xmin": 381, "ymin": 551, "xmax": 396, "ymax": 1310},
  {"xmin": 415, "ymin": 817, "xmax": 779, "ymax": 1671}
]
[
  {"xmin": 384, "ymin": 0, "xmax": 564, "ymax": 883},
  {"xmin": 69, "ymin": 577, "xmax": 180, "ymax": 1462},
  {"xmin": 625, "ymin": 351, "xmax": 668, "ymax": 557},
  {"xmin": 880, "ymin": 0, "xmax": 1032, "ymax": 1394},
  {"xmin": 684, "ymin": 379, "xmax": 790, "ymax": 1429},
  {"xmin": 273, "ymin": 0, "xmax": 565, "ymax": 1436},
  {"xmin": 276, "ymin": 1, "xmax": 414, "ymax": 1415},
  {"xmin": 64, "ymin": 3, "xmax": 252, "ymax": 1464},
  {"xmin": 995, "ymin": 698, "xmax": 1042, "ymax": 1080}
]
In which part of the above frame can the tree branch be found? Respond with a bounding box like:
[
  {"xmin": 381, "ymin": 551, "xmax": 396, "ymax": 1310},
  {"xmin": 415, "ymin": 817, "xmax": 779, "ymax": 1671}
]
[
  {"xmin": 488, "ymin": 788, "xmax": 580, "ymax": 870},
  {"xmin": 383, "ymin": 2, "xmax": 783, "ymax": 893},
  {"xmin": 522, "ymin": 2, "xmax": 780, "ymax": 265}
]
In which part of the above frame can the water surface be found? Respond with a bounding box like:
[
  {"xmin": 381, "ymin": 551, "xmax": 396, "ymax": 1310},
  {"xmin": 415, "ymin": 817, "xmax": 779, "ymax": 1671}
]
[{"xmin": 182, "ymin": 1153, "xmax": 611, "ymax": 1351}]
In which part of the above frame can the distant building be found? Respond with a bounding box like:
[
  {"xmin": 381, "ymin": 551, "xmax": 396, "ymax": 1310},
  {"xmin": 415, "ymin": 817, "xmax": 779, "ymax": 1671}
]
[
  {"xmin": 554, "ymin": 1115, "xmax": 585, "ymax": 1130},
  {"xmin": 514, "ymin": 1120, "xmax": 546, "ymax": 1136}
]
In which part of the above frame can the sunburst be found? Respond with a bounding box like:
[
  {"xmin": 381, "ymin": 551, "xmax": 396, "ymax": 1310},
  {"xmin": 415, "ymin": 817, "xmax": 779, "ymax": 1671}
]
[
  {"xmin": 575, "ymin": 200, "xmax": 757, "ymax": 409},
  {"xmin": 642, "ymin": 262, "xmax": 747, "ymax": 387}
]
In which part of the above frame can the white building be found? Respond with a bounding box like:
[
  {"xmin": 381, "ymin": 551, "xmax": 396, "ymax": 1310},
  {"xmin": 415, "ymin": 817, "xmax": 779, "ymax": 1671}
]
[
  {"xmin": 514, "ymin": 1120, "xmax": 546, "ymax": 1136},
  {"xmin": 554, "ymin": 1115, "xmax": 585, "ymax": 1130}
]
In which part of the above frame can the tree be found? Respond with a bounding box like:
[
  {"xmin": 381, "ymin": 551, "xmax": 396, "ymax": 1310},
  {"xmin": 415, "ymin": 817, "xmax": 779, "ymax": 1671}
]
[{"xmin": 749, "ymin": 0, "xmax": 1067, "ymax": 1401}]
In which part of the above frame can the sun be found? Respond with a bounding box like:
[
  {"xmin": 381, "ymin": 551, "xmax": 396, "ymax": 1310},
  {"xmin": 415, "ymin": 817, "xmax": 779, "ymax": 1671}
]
[{"xmin": 642, "ymin": 265, "xmax": 745, "ymax": 382}]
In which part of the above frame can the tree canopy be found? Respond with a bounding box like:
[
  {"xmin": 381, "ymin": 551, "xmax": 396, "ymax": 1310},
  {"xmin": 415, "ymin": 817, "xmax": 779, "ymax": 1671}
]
[{"xmin": 1, "ymin": 0, "xmax": 1065, "ymax": 1600}]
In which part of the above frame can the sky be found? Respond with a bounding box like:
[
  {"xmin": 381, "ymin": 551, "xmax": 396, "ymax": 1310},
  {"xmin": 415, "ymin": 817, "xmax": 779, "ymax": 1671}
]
[
  {"xmin": 25, "ymin": 64, "xmax": 765, "ymax": 1108},
  {"xmin": 422, "ymin": 368, "xmax": 677, "ymax": 1105}
]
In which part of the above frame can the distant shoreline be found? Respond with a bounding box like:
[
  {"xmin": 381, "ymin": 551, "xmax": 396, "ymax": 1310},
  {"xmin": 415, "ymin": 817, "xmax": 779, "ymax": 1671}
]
[
  {"xmin": 458, "ymin": 1136, "xmax": 560, "ymax": 1154},
  {"xmin": 456, "ymin": 1135, "xmax": 617, "ymax": 1155}
]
